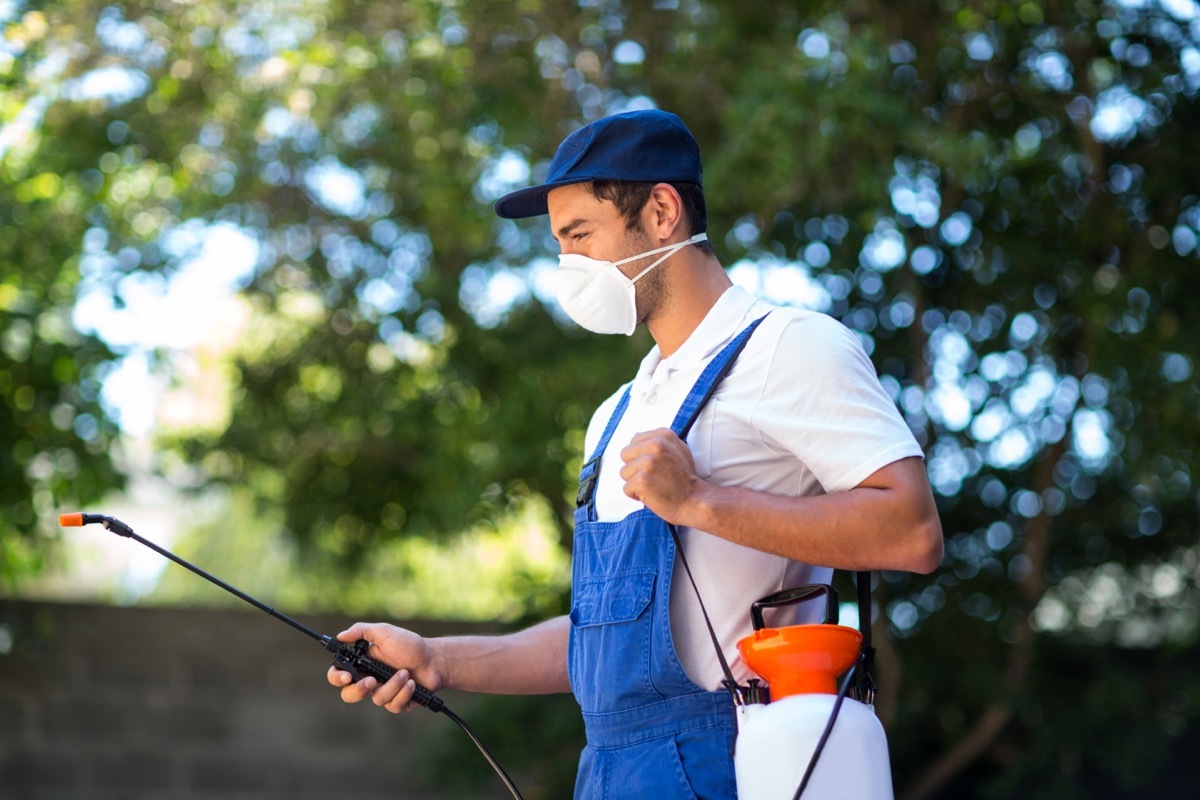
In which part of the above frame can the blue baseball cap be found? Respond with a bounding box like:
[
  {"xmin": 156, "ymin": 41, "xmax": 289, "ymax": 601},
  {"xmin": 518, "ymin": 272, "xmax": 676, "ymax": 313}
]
[{"xmin": 494, "ymin": 109, "xmax": 703, "ymax": 219}]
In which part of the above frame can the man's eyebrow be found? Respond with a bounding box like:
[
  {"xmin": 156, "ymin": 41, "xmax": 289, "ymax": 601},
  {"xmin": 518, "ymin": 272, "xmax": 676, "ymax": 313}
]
[{"xmin": 554, "ymin": 218, "xmax": 589, "ymax": 242}]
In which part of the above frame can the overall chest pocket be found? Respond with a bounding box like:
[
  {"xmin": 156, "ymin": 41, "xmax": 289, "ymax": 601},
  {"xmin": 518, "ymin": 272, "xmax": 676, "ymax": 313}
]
[
  {"xmin": 569, "ymin": 569, "xmax": 661, "ymax": 709},
  {"xmin": 571, "ymin": 568, "xmax": 656, "ymax": 627}
]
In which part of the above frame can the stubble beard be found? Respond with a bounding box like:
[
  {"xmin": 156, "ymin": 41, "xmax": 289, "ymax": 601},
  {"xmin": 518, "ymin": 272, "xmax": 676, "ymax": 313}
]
[{"xmin": 624, "ymin": 226, "xmax": 671, "ymax": 328}]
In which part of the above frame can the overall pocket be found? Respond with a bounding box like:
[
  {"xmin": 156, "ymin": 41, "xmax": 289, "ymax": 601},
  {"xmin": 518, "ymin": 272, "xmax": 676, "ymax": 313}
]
[
  {"xmin": 575, "ymin": 733, "xmax": 704, "ymax": 800},
  {"xmin": 569, "ymin": 568, "xmax": 659, "ymax": 710}
]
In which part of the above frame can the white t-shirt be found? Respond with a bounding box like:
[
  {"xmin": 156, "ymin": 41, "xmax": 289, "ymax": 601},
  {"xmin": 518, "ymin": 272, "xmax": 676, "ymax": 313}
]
[{"xmin": 582, "ymin": 285, "xmax": 924, "ymax": 689}]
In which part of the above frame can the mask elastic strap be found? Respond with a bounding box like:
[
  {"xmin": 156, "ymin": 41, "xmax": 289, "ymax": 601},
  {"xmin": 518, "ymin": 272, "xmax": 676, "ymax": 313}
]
[{"xmin": 622, "ymin": 232, "xmax": 708, "ymax": 283}]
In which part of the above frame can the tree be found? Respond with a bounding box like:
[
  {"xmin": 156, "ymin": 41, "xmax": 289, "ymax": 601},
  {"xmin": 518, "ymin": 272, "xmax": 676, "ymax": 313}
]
[
  {"xmin": 3, "ymin": 1, "xmax": 1199, "ymax": 796},
  {"xmin": 1, "ymin": 5, "xmax": 124, "ymax": 586}
]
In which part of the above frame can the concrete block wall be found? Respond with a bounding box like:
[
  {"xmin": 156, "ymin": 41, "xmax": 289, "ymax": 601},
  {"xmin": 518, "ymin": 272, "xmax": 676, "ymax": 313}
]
[{"xmin": 0, "ymin": 599, "xmax": 514, "ymax": 799}]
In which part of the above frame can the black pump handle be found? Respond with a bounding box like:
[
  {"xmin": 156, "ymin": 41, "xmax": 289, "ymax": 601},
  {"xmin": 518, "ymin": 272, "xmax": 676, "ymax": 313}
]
[{"xmin": 750, "ymin": 584, "xmax": 839, "ymax": 631}]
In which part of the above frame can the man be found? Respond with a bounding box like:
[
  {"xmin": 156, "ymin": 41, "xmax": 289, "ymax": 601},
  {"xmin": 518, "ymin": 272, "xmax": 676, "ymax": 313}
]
[{"xmin": 328, "ymin": 109, "xmax": 943, "ymax": 798}]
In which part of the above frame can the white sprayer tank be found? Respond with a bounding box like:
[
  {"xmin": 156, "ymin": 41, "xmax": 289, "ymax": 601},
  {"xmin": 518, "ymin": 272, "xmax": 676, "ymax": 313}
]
[{"xmin": 733, "ymin": 622, "xmax": 894, "ymax": 800}]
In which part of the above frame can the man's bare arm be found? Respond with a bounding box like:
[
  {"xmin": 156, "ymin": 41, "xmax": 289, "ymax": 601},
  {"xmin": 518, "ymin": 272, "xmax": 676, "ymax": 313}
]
[
  {"xmin": 328, "ymin": 615, "xmax": 570, "ymax": 713},
  {"xmin": 620, "ymin": 431, "xmax": 943, "ymax": 574}
]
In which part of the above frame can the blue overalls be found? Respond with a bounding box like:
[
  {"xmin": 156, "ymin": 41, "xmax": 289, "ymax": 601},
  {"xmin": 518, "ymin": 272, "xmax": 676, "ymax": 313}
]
[{"xmin": 569, "ymin": 317, "xmax": 767, "ymax": 799}]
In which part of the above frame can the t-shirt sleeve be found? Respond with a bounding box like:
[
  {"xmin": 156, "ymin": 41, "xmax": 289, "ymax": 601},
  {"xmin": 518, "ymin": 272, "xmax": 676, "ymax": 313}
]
[{"xmin": 751, "ymin": 312, "xmax": 924, "ymax": 494}]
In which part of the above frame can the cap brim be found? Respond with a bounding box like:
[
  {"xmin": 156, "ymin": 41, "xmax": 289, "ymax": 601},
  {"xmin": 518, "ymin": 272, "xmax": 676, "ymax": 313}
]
[{"xmin": 493, "ymin": 177, "xmax": 594, "ymax": 219}]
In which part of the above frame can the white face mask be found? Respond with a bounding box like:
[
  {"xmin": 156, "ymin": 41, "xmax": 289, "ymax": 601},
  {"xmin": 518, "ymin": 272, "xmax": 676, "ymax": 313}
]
[{"xmin": 554, "ymin": 232, "xmax": 708, "ymax": 335}]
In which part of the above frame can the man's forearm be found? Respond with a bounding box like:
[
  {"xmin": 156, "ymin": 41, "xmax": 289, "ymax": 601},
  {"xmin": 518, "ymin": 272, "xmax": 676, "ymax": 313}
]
[
  {"xmin": 681, "ymin": 457, "xmax": 943, "ymax": 573},
  {"xmin": 434, "ymin": 614, "xmax": 571, "ymax": 695}
]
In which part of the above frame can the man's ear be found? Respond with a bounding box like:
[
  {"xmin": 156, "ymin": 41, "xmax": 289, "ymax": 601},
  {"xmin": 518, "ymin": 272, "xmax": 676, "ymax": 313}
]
[{"xmin": 643, "ymin": 183, "xmax": 685, "ymax": 241}]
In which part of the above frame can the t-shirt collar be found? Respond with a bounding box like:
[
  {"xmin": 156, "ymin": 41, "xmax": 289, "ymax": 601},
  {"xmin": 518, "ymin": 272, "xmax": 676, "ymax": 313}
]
[{"xmin": 633, "ymin": 285, "xmax": 758, "ymax": 390}]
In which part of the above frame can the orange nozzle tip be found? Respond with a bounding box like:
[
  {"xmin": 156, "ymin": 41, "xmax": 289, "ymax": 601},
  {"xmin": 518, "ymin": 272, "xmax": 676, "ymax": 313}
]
[{"xmin": 59, "ymin": 513, "xmax": 85, "ymax": 527}]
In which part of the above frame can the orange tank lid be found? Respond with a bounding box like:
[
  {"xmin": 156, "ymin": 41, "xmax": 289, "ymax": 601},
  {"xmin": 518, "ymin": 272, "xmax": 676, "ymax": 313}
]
[{"xmin": 737, "ymin": 624, "xmax": 862, "ymax": 698}]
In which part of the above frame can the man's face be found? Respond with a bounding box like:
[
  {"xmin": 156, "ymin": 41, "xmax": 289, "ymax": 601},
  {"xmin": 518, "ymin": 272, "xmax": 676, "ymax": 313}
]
[
  {"xmin": 546, "ymin": 183, "xmax": 666, "ymax": 326},
  {"xmin": 547, "ymin": 183, "xmax": 652, "ymax": 274}
]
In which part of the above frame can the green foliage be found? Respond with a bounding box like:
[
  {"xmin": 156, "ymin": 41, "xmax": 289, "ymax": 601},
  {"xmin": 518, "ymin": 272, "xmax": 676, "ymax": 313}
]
[
  {"xmin": 1, "ymin": 5, "xmax": 125, "ymax": 587},
  {"xmin": 4, "ymin": 0, "xmax": 1200, "ymax": 796},
  {"xmin": 150, "ymin": 487, "xmax": 571, "ymax": 622}
]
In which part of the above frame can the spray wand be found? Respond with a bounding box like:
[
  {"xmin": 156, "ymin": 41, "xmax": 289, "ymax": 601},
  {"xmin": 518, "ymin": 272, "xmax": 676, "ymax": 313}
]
[{"xmin": 60, "ymin": 512, "xmax": 524, "ymax": 800}]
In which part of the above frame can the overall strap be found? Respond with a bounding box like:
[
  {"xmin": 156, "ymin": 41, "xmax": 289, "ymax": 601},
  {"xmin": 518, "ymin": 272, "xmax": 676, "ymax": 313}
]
[
  {"xmin": 665, "ymin": 313, "xmax": 771, "ymax": 702},
  {"xmin": 575, "ymin": 311, "xmax": 768, "ymax": 511},
  {"xmin": 670, "ymin": 314, "xmax": 770, "ymax": 440},
  {"xmin": 575, "ymin": 387, "xmax": 632, "ymax": 509},
  {"xmin": 587, "ymin": 386, "xmax": 632, "ymax": 464}
]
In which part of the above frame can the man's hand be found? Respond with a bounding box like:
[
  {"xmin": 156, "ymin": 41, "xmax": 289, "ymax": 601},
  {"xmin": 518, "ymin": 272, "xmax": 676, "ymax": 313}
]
[
  {"xmin": 618, "ymin": 428, "xmax": 707, "ymax": 524},
  {"xmin": 326, "ymin": 622, "xmax": 443, "ymax": 714}
]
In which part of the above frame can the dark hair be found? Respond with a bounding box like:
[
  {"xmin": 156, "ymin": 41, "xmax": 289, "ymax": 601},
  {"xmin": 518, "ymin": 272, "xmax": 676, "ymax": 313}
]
[{"xmin": 587, "ymin": 180, "xmax": 712, "ymax": 252}]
